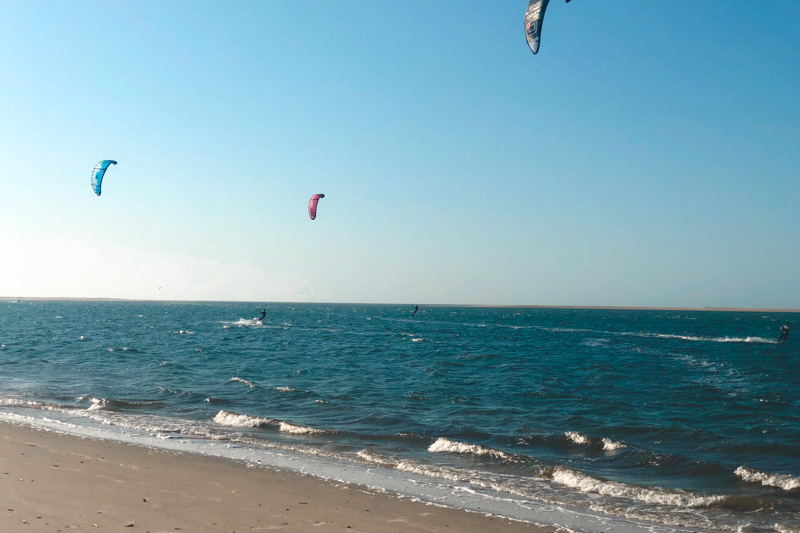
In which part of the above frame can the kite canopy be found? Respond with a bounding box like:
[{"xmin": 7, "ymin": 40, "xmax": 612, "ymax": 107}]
[
  {"xmin": 91, "ymin": 160, "xmax": 117, "ymax": 196},
  {"xmin": 308, "ymin": 193, "xmax": 325, "ymax": 220},
  {"xmin": 524, "ymin": 0, "xmax": 571, "ymax": 55}
]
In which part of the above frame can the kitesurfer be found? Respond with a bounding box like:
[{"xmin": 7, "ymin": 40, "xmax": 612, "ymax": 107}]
[
  {"xmin": 779, "ymin": 322, "xmax": 789, "ymax": 343},
  {"xmin": 412, "ymin": 305, "xmax": 418, "ymax": 318},
  {"xmin": 257, "ymin": 309, "xmax": 266, "ymax": 322}
]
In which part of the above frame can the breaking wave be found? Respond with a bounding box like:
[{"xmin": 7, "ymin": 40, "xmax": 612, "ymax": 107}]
[
  {"xmin": 213, "ymin": 410, "xmax": 277, "ymax": 428},
  {"xmin": 551, "ymin": 466, "xmax": 724, "ymax": 507},
  {"xmin": 735, "ymin": 466, "xmax": 800, "ymax": 491},
  {"xmin": 279, "ymin": 421, "xmax": 333, "ymax": 435},
  {"xmin": 230, "ymin": 377, "xmax": 256, "ymax": 388},
  {"xmin": 428, "ymin": 437, "xmax": 513, "ymax": 461},
  {"xmin": 565, "ymin": 431, "xmax": 627, "ymax": 451}
]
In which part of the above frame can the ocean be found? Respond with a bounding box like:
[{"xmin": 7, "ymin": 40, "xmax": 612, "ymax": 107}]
[{"xmin": 0, "ymin": 300, "xmax": 798, "ymax": 532}]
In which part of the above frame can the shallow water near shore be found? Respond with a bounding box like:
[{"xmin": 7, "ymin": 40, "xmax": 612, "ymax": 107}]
[{"xmin": 1, "ymin": 301, "xmax": 798, "ymax": 531}]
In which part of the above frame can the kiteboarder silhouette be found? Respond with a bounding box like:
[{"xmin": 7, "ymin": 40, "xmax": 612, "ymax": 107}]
[
  {"xmin": 779, "ymin": 322, "xmax": 789, "ymax": 343},
  {"xmin": 257, "ymin": 309, "xmax": 266, "ymax": 322},
  {"xmin": 412, "ymin": 305, "xmax": 418, "ymax": 318}
]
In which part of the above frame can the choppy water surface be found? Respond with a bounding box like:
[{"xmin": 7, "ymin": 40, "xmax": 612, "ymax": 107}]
[{"xmin": 1, "ymin": 301, "xmax": 798, "ymax": 531}]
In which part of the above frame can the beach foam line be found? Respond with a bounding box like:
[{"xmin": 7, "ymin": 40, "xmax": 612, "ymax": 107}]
[
  {"xmin": 0, "ymin": 412, "xmax": 717, "ymax": 532},
  {"xmin": 0, "ymin": 420, "xmax": 551, "ymax": 533}
]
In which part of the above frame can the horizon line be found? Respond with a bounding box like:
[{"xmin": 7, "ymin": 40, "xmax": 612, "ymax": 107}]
[{"xmin": 2, "ymin": 296, "xmax": 798, "ymax": 313}]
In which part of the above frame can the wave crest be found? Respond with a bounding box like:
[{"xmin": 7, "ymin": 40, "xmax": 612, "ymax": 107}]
[
  {"xmin": 552, "ymin": 467, "xmax": 723, "ymax": 507},
  {"xmin": 735, "ymin": 466, "xmax": 800, "ymax": 491},
  {"xmin": 213, "ymin": 410, "xmax": 276, "ymax": 428},
  {"xmin": 279, "ymin": 421, "xmax": 332, "ymax": 435},
  {"xmin": 565, "ymin": 431, "xmax": 627, "ymax": 451},
  {"xmin": 428, "ymin": 437, "xmax": 512, "ymax": 461}
]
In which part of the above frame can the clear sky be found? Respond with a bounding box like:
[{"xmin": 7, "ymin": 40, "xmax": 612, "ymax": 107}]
[{"xmin": 1, "ymin": 1, "xmax": 798, "ymax": 308}]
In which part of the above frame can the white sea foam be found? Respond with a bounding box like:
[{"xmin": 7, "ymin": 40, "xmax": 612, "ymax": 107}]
[
  {"xmin": 279, "ymin": 422, "xmax": 330, "ymax": 435},
  {"xmin": 552, "ymin": 467, "xmax": 723, "ymax": 507},
  {"xmin": 237, "ymin": 318, "xmax": 264, "ymax": 327},
  {"xmin": 601, "ymin": 437, "xmax": 627, "ymax": 451},
  {"xmin": 213, "ymin": 410, "xmax": 275, "ymax": 428},
  {"xmin": 648, "ymin": 333, "xmax": 776, "ymax": 344},
  {"xmin": 565, "ymin": 431, "xmax": 626, "ymax": 451},
  {"xmin": 774, "ymin": 524, "xmax": 800, "ymax": 533},
  {"xmin": 230, "ymin": 377, "xmax": 256, "ymax": 388},
  {"xmin": 359, "ymin": 449, "xmax": 493, "ymax": 486},
  {"xmin": 0, "ymin": 398, "xmax": 55, "ymax": 410},
  {"xmin": 565, "ymin": 431, "xmax": 590, "ymax": 445},
  {"xmin": 87, "ymin": 398, "xmax": 107, "ymax": 411},
  {"xmin": 717, "ymin": 336, "xmax": 775, "ymax": 344},
  {"xmin": 734, "ymin": 466, "xmax": 800, "ymax": 491},
  {"xmin": 357, "ymin": 449, "xmax": 397, "ymax": 467},
  {"xmin": 275, "ymin": 386, "xmax": 297, "ymax": 392},
  {"xmin": 428, "ymin": 437, "xmax": 512, "ymax": 461}
]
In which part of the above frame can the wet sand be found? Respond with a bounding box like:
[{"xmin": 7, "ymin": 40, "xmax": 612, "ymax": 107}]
[{"xmin": 0, "ymin": 422, "xmax": 553, "ymax": 533}]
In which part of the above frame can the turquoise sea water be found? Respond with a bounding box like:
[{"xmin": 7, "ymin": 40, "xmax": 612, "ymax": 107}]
[{"xmin": 1, "ymin": 301, "xmax": 798, "ymax": 532}]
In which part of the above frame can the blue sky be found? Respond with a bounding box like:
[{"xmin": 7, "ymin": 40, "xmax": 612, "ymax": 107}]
[{"xmin": 1, "ymin": 0, "xmax": 798, "ymax": 307}]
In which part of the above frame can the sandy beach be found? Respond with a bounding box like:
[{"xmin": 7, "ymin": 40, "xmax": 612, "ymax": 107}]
[{"xmin": 0, "ymin": 422, "xmax": 553, "ymax": 533}]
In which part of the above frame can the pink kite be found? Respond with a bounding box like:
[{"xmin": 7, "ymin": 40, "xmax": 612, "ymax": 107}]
[{"xmin": 308, "ymin": 193, "xmax": 325, "ymax": 220}]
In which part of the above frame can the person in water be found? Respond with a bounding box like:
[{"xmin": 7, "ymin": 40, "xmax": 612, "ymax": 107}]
[
  {"xmin": 257, "ymin": 309, "xmax": 266, "ymax": 321},
  {"xmin": 778, "ymin": 322, "xmax": 789, "ymax": 343},
  {"xmin": 412, "ymin": 305, "xmax": 418, "ymax": 318}
]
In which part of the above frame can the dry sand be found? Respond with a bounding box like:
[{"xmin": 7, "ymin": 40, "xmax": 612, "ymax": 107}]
[{"xmin": 0, "ymin": 422, "xmax": 553, "ymax": 533}]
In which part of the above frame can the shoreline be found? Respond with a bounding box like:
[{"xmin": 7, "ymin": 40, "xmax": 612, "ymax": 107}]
[
  {"xmin": 0, "ymin": 421, "xmax": 553, "ymax": 533},
  {"xmin": 3, "ymin": 297, "xmax": 798, "ymax": 313}
]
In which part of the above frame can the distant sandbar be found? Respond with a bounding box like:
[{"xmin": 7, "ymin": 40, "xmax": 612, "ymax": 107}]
[{"xmin": 2, "ymin": 296, "xmax": 797, "ymax": 313}]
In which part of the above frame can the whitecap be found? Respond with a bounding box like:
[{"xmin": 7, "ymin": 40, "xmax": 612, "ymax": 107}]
[
  {"xmin": 213, "ymin": 409, "xmax": 275, "ymax": 428},
  {"xmin": 230, "ymin": 377, "xmax": 256, "ymax": 388},
  {"xmin": 565, "ymin": 431, "xmax": 591, "ymax": 445},
  {"xmin": 279, "ymin": 421, "xmax": 331, "ymax": 435},
  {"xmin": 565, "ymin": 431, "xmax": 626, "ymax": 451},
  {"xmin": 601, "ymin": 437, "xmax": 627, "ymax": 451},
  {"xmin": 734, "ymin": 466, "xmax": 800, "ymax": 491},
  {"xmin": 87, "ymin": 398, "xmax": 108, "ymax": 411},
  {"xmin": 552, "ymin": 466, "xmax": 723, "ymax": 507},
  {"xmin": 428, "ymin": 437, "xmax": 511, "ymax": 461}
]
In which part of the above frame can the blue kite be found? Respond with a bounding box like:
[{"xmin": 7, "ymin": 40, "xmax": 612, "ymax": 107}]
[{"xmin": 91, "ymin": 160, "xmax": 118, "ymax": 196}]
